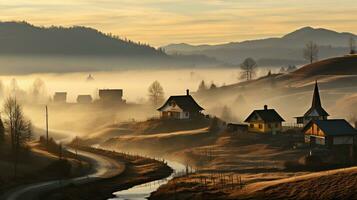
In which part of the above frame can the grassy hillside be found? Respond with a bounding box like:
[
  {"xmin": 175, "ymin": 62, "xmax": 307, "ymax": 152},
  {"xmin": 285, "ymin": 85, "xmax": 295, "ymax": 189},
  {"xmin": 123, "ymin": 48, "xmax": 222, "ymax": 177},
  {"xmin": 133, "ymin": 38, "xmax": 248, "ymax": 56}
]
[
  {"xmin": 193, "ymin": 55, "xmax": 357, "ymax": 122},
  {"xmin": 292, "ymin": 55, "xmax": 357, "ymax": 77},
  {"xmin": 232, "ymin": 166, "xmax": 357, "ymax": 200}
]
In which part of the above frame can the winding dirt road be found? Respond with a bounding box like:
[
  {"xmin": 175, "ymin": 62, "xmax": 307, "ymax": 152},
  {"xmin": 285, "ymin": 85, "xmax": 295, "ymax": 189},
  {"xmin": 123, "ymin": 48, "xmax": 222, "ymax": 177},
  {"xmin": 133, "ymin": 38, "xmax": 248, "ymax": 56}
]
[{"xmin": 0, "ymin": 148, "xmax": 125, "ymax": 200}]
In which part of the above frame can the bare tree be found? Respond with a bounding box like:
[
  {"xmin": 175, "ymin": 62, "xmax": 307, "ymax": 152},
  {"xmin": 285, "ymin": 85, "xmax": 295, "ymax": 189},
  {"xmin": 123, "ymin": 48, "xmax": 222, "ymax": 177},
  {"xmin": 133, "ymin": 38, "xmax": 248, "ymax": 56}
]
[
  {"xmin": 9, "ymin": 78, "xmax": 19, "ymax": 96},
  {"xmin": 148, "ymin": 81, "xmax": 164, "ymax": 107},
  {"xmin": 0, "ymin": 115, "xmax": 4, "ymax": 143},
  {"xmin": 3, "ymin": 97, "xmax": 33, "ymax": 177},
  {"xmin": 303, "ymin": 41, "xmax": 319, "ymax": 63},
  {"xmin": 30, "ymin": 78, "xmax": 47, "ymax": 103},
  {"xmin": 22, "ymin": 121, "xmax": 33, "ymax": 143},
  {"xmin": 350, "ymin": 37, "xmax": 356, "ymax": 54},
  {"xmin": 240, "ymin": 58, "xmax": 257, "ymax": 81}
]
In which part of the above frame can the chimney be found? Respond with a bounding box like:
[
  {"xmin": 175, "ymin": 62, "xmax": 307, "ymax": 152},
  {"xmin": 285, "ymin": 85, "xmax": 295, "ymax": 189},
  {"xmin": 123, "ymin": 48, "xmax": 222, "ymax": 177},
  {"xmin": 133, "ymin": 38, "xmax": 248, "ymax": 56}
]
[
  {"xmin": 264, "ymin": 105, "xmax": 268, "ymax": 110},
  {"xmin": 186, "ymin": 89, "xmax": 189, "ymax": 96}
]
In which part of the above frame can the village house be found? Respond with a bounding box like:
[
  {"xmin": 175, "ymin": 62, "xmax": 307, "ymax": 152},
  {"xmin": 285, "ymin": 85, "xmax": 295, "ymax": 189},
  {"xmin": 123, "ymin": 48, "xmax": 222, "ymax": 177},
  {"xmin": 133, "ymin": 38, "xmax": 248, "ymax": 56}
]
[
  {"xmin": 303, "ymin": 119, "xmax": 357, "ymax": 147},
  {"xmin": 53, "ymin": 92, "xmax": 67, "ymax": 103},
  {"xmin": 157, "ymin": 90, "xmax": 204, "ymax": 120},
  {"xmin": 244, "ymin": 105, "xmax": 285, "ymax": 134},
  {"xmin": 99, "ymin": 89, "xmax": 125, "ymax": 104},
  {"xmin": 296, "ymin": 81, "xmax": 329, "ymax": 125},
  {"xmin": 77, "ymin": 95, "xmax": 93, "ymax": 104}
]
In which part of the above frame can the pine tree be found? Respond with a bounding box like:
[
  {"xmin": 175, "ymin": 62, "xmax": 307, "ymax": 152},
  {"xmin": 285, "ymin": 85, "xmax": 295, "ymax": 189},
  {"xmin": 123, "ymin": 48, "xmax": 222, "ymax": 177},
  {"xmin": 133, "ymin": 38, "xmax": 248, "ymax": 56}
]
[
  {"xmin": 197, "ymin": 80, "xmax": 207, "ymax": 92},
  {"xmin": 210, "ymin": 82, "xmax": 217, "ymax": 89}
]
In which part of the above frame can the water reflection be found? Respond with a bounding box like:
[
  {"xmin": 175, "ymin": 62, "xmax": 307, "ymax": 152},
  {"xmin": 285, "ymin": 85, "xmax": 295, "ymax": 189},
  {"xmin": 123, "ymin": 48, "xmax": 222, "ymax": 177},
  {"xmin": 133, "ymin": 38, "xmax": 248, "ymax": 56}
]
[{"xmin": 110, "ymin": 160, "xmax": 186, "ymax": 200}]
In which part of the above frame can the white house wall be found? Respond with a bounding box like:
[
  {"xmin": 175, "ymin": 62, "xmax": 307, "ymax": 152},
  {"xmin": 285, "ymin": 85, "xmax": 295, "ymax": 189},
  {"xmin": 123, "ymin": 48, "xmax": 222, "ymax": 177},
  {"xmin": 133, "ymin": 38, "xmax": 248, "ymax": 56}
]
[
  {"xmin": 180, "ymin": 112, "xmax": 190, "ymax": 119},
  {"xmin": 161, "ymin": 104, "xmax": 183, "ymax": 112},
  {"xmin": 160, "ymin": 104, "xmax": 191, "ymax": 119}
]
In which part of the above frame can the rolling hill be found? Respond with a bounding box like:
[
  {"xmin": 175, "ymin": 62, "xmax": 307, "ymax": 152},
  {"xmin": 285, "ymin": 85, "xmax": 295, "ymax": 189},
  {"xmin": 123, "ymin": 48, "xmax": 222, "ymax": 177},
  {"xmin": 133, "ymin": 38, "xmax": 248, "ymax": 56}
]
[
  {"xmin": 292, "ymin": 55, "xmax": 357, "ymax": 77},
  {"xmin": 0, "ymin": 21, "xmax": 165, "ymax": 56},
  {"xmin": 162, "ymin": 27, "xmax": 357, "ymax": 66},
  {"xmin": 192, "ymin": 55, "xmax": 357, "ymax": 123}
]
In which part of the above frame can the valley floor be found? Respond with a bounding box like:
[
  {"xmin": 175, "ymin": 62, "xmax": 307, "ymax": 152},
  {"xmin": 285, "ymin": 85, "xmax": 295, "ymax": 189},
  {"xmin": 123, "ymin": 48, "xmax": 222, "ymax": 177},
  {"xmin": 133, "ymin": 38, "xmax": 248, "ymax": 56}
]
[{"xmin": 88, "ymin": 119, "xmax": 357, "ymax": 200}]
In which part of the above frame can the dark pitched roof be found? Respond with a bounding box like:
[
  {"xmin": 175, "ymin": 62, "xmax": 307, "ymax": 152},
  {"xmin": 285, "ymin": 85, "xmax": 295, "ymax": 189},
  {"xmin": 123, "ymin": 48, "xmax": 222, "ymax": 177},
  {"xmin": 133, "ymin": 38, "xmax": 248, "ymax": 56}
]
[
  {"xmin": 244, "ymin": 108, "xmax": 285, "ymax": 123},
  {"xmin": 303, "ymin": 119, "xmax": 357, "ymax": 136},
  {"xmin": 304, "ymin": 81, "xmax": 329, "ymax": 117},
  {"xmin": 157, "ymin": 95, "xmax": 204, "ymax": 112}
]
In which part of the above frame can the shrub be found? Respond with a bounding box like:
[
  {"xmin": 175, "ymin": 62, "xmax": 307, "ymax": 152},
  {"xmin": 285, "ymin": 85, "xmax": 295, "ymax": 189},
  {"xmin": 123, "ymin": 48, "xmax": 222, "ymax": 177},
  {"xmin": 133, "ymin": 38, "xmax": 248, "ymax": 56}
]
[
  {"xmin": 209, "ymin": 117, "xmax": 219, "ymax": 132},
  {"xmin": 44, "ymin": 159, "xmax": 72, "ymax": 177}
]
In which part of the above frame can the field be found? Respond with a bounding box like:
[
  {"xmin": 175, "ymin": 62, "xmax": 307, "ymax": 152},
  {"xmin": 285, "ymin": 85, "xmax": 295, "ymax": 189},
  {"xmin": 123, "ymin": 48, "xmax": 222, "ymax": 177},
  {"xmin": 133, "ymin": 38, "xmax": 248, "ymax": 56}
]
[{"xmin": 86, "ymin": 115, "xmax": 357, "ymax": 200}]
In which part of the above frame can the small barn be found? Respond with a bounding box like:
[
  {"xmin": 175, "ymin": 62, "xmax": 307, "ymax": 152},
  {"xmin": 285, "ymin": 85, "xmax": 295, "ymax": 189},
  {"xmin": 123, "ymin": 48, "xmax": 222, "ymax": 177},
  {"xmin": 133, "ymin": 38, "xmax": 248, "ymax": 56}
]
[
  {"xmin": 244, "ymin": 105, "xmax": 285, "ymax": 134},
  {"xmin": 53, "ymin": 92, "xmax": 67, "ymax": 103},
  {"xmin": 77, "ymin": 95, "xmax": 93, "ymax": 104},
  {"xmin": 157, "ymin": 90, "xmax": 204, "ymax": 120},
  {"xmin": 303, "ymin": 119, "xmax": 357, "ymax": 147},
  {"xmin": 99, "ymin": 89, "xmax": 124, "ymax": 104}
]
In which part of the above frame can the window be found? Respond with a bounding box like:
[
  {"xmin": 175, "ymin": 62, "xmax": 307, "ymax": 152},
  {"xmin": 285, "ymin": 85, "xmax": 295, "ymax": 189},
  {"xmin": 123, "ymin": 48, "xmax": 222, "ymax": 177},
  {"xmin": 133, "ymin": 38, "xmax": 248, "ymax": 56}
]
[
  {"xmin": 250, "ymin": 124, "xmax": 254, "ymax": 128},
  {"xmin": 259, "ymin": 124, "xmax": 263, "ymax": 129},
  {"xmin": 275, "ymin": 123, "xmax": 279, "ymax": 128},
  {"xmin": 268, "ymin": 124, "xmax": 272, "ymax": 128}
]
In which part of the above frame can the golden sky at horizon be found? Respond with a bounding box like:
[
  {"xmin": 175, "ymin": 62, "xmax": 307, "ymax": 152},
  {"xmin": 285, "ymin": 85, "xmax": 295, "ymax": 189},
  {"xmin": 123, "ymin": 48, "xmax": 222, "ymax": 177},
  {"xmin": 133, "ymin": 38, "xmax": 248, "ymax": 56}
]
[{"xmin": 1, "ymin": 0, "xmax": 356, "ymax": 47}]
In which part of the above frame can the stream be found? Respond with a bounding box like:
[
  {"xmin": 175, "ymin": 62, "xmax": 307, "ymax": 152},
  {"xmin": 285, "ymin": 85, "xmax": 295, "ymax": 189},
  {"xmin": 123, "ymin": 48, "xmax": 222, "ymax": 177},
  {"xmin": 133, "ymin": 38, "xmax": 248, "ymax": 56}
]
[
  {"xmin": 109, "ymin": 160, "xmax": 186, "ymax": 200},
  {"xmin": 43, "ymin": 129, "xmax": 187, "ymax": 200}
]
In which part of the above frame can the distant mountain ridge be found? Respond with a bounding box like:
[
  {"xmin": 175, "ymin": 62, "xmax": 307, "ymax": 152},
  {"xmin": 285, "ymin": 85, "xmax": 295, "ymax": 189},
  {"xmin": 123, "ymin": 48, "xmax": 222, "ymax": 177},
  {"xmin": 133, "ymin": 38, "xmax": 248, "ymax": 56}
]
[
  {"xmin": 0, "ymin": 21, "xmax": 166, "ymax": 56},
  {"xmin": 162, "ymin": 27, "xmax": 357, "ymax": 66},
  {"xmin": 0, "ymin": 21, "xmax": 228, "ymax": 74}
]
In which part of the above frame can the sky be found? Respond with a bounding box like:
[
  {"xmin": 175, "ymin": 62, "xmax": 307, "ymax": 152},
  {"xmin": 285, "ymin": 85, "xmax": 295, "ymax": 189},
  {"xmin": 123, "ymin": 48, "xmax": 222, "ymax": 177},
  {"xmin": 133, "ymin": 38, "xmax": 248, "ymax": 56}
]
[{"xmin": 1, "ymin": 0, "xmax": 356, "ymax": 47}]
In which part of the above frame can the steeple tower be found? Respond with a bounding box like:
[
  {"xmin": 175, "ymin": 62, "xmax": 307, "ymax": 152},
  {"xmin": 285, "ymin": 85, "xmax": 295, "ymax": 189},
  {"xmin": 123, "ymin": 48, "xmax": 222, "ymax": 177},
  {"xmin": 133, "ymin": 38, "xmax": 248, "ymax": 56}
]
[
  {"xmin": 305, "ymin": 81, "xmax": 329, "ymax": 117},
  {"xmin": 296, "ymin": 80, "xmax": 329, "ymax": 125},
  {"xmin": 311, "ymin": 80, "xmax": 322, "ymax": 109}
]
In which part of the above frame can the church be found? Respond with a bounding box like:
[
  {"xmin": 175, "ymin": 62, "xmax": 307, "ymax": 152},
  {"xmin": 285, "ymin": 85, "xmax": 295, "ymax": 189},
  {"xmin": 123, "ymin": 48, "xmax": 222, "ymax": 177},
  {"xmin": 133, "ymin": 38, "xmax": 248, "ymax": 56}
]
[{"xmin": 296, "ymin": 81, "xmax": 329, "ymax": 125}]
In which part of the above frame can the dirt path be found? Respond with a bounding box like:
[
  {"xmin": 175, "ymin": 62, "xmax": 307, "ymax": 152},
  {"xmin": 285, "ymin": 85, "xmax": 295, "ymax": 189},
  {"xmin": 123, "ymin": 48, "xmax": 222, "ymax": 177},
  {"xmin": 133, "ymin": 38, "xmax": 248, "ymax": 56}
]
[{"xmin": 0, "ymin": 148, "xmax": 125, "ymax": 200}]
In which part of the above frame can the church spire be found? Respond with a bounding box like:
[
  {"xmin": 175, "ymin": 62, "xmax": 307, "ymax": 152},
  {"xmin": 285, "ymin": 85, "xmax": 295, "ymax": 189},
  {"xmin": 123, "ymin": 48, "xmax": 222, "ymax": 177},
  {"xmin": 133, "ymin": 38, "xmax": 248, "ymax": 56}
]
[
  {"xmin": 311, "ymin": 80, "xmax": 322, "ymax": 109},
  {"xmin": 304, "ymin": 80, "xmax": 329, "ymax": 117}
]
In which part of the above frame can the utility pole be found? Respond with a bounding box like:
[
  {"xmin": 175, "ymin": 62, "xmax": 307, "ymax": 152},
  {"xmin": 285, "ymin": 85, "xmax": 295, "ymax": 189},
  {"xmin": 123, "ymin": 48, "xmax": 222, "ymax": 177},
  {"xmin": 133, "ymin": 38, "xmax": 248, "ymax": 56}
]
[{"xmin": 46, "ymin": 105, "xmax": 49, "ymax": 149}]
